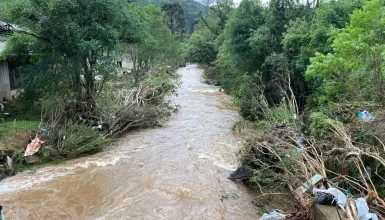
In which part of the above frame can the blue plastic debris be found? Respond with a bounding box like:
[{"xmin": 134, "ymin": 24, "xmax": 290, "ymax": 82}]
[
  {"xmin": 40, "ymin": 128, "xmax": 50, "ymax": 137},
  {"xmin": 0, "ymin": 205, "xmax": 5, "ymax": 220},
  {"xmin": 293, "ymin": 147, "xmax": 304, "ymax": 153},
  {"xmin": 358, "ymin": 110, "xmax": 373, "ymax": 122},
  {"xmin": 297, "ymin": 137, "xmax": 305, "ymax": 143}
]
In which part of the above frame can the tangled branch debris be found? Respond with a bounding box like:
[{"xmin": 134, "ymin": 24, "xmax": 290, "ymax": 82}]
[{"xmin": 238, "ymin": 118, "xmax": 385, "ymax": 219}]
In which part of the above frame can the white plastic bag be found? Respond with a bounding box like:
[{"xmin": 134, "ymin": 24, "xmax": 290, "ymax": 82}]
[
  {"xmin": 356, "ymin": 198, "xmax": 378, "ymax": 220},
  {"xmin": 312, "ymin": 188, "xmax": 378, "ymax": 220},
  {"xmin": 259, "ymin": 210, "xmax": 285, "ymax": 220}
]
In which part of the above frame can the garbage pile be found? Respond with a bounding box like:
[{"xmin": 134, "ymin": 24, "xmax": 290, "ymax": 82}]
[
  {"xmin": 237, "ymin": 119, "xmax": 385, "ymax": 220},
  {"xmin": 313, "ymin": 188, "xmax": 378, "ymax": 220}
]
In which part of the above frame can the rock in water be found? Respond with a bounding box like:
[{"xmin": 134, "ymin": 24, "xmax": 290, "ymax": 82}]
[{"xmin": 228, "ymin": 167, "xmax": 251, "ymax": 180}]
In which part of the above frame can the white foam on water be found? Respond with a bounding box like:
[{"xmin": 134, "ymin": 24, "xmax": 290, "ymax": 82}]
[
  {"xmin": 199, "ymin": 153, "xmax": 237, "ymax": 171},
  {"xmin": 70, "ymin": 155, "xmax": 129, "ymax": 169},
  {"xmin": 0, "ymin": 155, "xmax": 131, "ymax": 194},
  {"xmin": 188, "ymin": 88, "xmax": 218, "ymax": 93}
]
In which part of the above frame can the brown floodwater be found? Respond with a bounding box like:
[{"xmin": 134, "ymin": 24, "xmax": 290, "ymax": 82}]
[{"xmin": 0, "ymin": 64, "xmax": 258, "ymax": 219}]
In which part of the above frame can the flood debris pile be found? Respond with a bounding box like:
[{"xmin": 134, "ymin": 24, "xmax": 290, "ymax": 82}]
[{"xmin": 235, "ymin": 113, "xmax": 385, "ymax": 219}]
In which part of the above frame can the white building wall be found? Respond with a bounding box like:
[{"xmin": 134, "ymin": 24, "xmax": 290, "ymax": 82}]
[{"xmin": 0, "ymin": 60, "xmax": 11, "ymax": 101}]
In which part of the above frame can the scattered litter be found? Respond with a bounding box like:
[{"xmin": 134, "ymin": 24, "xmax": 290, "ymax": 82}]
[
  {"xmin": 275, "ymin": 122, "xmax": 286, "ymax": 129},
  {"xmin": 24, "ymin": 137, "xmax": 42, "ymax": 157},
  {"xmin": 315, "ymin": 191, "xmax": 335, "ymax": 204},
  {"xmin": 228, "ymin": 167, "xmax": 252, "ymax": 180},
  {"xmin": 5, "ymin": 156, "xmax": 12, "ymax": 169},
  {"xmin": 40, "ymin": 128, "xmax": 50, "ymax": 137},
  {"xmin": 297, "ymin": 137, "xmax": 305, "ymax": 143},
  {"xmin": 259, "ymin": 210, "xmax": 286, "ymax": 220},
  {"xmin": 293, "ymin": 147, "xmax": 304, "ymax": 153},
  {"xmin": 92, "ymin": 124, "xmax": 103, "ymax": 131},
  {"xmin": 299, "ymin": 173, "xmax": 323, "ymax": 193},
  {"xmin": 0, "ymin": 205, "xmax": 4, "ymax": 220},
  {"xmin": 358, "ymin": 110, "xmax": 374, "ymax": 122},
  {"xmin": 313, "ymin": 188, "xmax": 346, "ymax": 211},
  {"xmin": 312, "ymin": 188, "xmax": 378, "ymax": 219},
  {"xmin": 94, "ymin": 75, "xmax": 103, "ymax": 81}
]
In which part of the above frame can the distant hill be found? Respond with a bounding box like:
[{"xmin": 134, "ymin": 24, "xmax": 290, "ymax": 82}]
[{"xmin": 134, "ymin": 0, "xmax": 206, "ymax": 33}]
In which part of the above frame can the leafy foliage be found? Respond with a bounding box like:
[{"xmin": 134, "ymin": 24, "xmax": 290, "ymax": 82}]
[
  {"xmin": 306, "ymin": 0, "xmax": 385, "ymax": 105},
  {"xmin": 1, "ymin": 0, "xmax": 143, "ymax": 106}
]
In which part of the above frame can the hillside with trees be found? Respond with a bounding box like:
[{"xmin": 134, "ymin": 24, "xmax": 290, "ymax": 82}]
[{"xmin": 134, "ymin": 0, "xmax": 206, "ymax": 34}]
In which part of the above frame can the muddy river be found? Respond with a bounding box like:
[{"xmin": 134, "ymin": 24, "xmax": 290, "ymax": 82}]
[{"xmin": 0, "ymin": 64, "xmax": 258, "ymax": 219}]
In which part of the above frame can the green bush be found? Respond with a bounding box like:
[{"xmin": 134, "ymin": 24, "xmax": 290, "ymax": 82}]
[
  {"xmin": 308, "ymin": 112, "xmax": 331, "ymax": 137},
  {"xmin": 47, "ymin": 123, "xmax": 111, "ymax": 159}
]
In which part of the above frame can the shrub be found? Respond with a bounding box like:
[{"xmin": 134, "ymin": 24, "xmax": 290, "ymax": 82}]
[{"xmin": 46, "ymin": 123, "xmax": 111, "ymax": 159}]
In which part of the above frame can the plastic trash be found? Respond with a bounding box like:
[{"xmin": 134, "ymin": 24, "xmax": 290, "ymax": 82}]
[
  {"xmin": 6, "ymin": 156, "xmax": 12, "ymax": 169},
  {"xmin": 0, "ymin": 205, "xmax": 4, "ymax": 220},
  {"xmin": 300, "ymin": 173, "xmax": 323, "ymax": 193},
  {"xmin": 297, "ymin": 137, "xmax": 305, "ymax": 143},
  {"xmin": 293, "ymin": 147, "xmax": 304, "ymax": 153},
  {"xmin": 360, "ymin": 213, "xmax": 378, "ymax": 220},
  {"xmin": 358, "ymin": 110, "xmax": 374, "ymax": 122},
  {"xmin": 40, "ymin": 128, "xmax": 50, "ymax": 137},
  {"xmin": 259, "ymin": 210, "xmax": 285, "ymax": 220},
  {"xmin": 313, "ymin": 188, "xmax": 347, "ymax": 211},
  {"xmin": 94, "ymin": 75, "xmax": 103, "ymax": 81},
  {"xmin": 356, "ymin": 198, "xmax": 378, "ymax": 220},
  {"xmin": 356, "ymin": 198, "xmax": 369, "ymax": 218},
  {"xmin": 275, "ymin": 122, "xmax": 286, "ymax": 128},
  {"xmin": 312, "ymin": 188, "xmax": 378, "ymax": 219},
  {"xmin": 315, "ymin": 191, "xmax": 335, "ymax": 204},
  {"xmin": 24, "ymin": 137, "xmax": 42, "ymax": 157},
  {"xmin": 228, "ymin": 167, "xmax": 251, "ymax": 180}
]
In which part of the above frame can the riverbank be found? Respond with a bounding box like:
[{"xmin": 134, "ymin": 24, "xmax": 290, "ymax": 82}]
[
  {"xmin": 0, "ymin": 64, "xmax": 259, "ymax": 219},
  {"xmin": 0, "ymin": 65, "xmax": 178, "ymax": 182},
  {"xmin": 233, "ymin": 105, "xmax": 385, "ymax": 218}
]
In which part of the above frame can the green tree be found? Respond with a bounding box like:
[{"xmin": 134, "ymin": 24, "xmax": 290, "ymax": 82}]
[
  {"xmin": 185, "ymin": 0, "xmax": 233, "ymax": 65},
  {"xmin": 306, "ymin": 0, "xmax": 385, "ymax": 104},
  {"xmin": 161, "ymin": 3, "xmax": 186, "ymax": 40},
  {"xmin": 1, "ymin": 0, "xmax": 142, "ymax": 107},
  {"xmin": 127, "ymin": 4, "xmax": 181, "ymax": 80}
]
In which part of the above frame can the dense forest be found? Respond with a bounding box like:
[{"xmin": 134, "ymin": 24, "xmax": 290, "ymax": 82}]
[{"xmin": 186, "ymin": 0, "xmax": 385, "ymax": 218}]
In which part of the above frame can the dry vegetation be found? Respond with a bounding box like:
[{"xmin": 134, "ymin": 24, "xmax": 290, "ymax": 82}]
[{"xmin": 235, "ymin": 98, "xmax": 385, "ymax": 219}]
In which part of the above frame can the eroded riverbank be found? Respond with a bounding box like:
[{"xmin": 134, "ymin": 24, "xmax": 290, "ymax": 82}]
[{"xmin": 0, "ymin": 64, "xmax": 258, "ymax": 219}]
